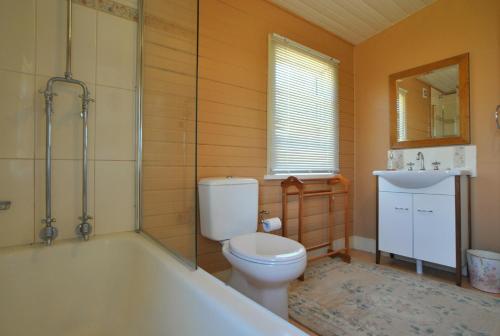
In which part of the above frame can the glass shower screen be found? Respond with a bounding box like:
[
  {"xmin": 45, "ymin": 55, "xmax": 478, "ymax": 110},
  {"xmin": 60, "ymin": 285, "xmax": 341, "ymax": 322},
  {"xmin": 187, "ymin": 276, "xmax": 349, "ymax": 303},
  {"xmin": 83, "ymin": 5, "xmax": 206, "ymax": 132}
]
[{"xmin": 139, "ymin": 0, "xmax": 198, "ymax": 267}]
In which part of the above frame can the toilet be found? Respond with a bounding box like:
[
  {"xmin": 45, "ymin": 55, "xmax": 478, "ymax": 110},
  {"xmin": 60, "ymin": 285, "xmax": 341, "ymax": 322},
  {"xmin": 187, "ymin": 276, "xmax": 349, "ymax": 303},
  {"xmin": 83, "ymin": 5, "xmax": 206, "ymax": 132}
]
[{"xmin": 198, "ymin": 177, "xmax": 307, "ymax": 319}]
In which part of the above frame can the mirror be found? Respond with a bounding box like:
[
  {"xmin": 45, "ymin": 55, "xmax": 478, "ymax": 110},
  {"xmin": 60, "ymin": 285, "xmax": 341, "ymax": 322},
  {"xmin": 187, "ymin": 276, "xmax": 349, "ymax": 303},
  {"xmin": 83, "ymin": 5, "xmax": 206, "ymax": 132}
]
[{"xmin": 390, "ymin": 54, "xmax": 470, "ymax": 149}]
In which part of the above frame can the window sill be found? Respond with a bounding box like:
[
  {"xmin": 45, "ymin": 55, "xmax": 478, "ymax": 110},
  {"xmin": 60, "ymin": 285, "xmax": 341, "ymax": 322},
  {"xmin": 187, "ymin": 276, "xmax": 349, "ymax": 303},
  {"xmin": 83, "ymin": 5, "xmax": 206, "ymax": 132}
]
[{"xmin": 263, "ymin": 174, "xmax": 337, "ymax": 181}]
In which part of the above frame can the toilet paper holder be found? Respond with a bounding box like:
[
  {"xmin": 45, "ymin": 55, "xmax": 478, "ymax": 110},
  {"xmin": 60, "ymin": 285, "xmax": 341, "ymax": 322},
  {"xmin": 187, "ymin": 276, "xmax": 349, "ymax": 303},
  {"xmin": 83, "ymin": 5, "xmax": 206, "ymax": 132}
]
[{"xmin": 258, "ymin": 210, "xmax": 270, "ymax": 225}]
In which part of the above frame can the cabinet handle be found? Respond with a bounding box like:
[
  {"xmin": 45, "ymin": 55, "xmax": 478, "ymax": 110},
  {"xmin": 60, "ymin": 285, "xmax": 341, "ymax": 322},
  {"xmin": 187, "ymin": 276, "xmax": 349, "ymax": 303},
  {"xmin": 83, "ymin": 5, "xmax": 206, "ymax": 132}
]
[
  {"xmin": 417, "ymin": 209, "xmax": 433, "ymax": 213},
  {"xmin": 394, "ymin": 207, "xmax": 409, "ymax": 211}
]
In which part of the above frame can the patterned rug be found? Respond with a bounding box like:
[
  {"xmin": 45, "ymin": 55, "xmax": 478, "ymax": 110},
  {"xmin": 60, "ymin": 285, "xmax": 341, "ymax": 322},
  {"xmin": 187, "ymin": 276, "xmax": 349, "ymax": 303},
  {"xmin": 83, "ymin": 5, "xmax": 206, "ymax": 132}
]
[{"xmin": 289, "ymin": 259, "xmax": 500, "ymax": 336}]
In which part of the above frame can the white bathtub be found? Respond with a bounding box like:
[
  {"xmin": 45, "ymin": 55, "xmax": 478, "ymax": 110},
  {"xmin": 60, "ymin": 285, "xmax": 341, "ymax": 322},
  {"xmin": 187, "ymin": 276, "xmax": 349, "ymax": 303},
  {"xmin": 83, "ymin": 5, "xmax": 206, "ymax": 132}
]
[{"xmin": 0, "ymin": 232, "xmax": 306, "ymax": 336}]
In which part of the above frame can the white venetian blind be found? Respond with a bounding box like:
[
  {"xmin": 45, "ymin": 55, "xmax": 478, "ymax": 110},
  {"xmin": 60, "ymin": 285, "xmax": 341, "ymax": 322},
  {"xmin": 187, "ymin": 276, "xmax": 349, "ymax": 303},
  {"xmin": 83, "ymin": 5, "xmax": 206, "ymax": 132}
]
[
  {"xmin": 268, "ymin": 34, "xmax": 340, "ymax": 175},
  {"xmin": 397, "ymin": 87, "xmax": 408, "ymax": 141}
]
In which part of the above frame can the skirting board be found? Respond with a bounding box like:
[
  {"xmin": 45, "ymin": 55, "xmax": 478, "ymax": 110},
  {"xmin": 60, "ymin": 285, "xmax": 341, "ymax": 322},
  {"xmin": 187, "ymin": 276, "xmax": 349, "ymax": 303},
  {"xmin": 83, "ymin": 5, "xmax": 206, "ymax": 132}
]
[
  {"xmin": 212, "ymin": 236, "xmax": 375, "ymax": 278},
  {"xmin": 332, "ymin": 235, "xmax": 376, "ymax": 253},
  {"xmin": 392, "ymin": 254, "xmax": 468, "ymax": 276},
  {"xmin": 334, "ymin": 236, "xmax": 468, "ymax": 276},
  {"xmin": 212, "ymin": 236, "xmax": 465, "ymax": 277},
  {"xmin": 307, "ymin": 235, "xmax": 376, "ymax": 259},
  {"xmin": 311, "ymin": 236, "xmax": 466, "ymax": 276}
]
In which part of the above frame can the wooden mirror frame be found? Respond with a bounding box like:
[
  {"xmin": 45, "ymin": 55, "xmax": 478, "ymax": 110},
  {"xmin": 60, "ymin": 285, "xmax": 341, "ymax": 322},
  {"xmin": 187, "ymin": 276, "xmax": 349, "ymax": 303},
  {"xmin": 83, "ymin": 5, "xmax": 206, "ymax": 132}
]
[{"xmin": 389, "ymin": 53, "xmax": 470, "ymax": 149}]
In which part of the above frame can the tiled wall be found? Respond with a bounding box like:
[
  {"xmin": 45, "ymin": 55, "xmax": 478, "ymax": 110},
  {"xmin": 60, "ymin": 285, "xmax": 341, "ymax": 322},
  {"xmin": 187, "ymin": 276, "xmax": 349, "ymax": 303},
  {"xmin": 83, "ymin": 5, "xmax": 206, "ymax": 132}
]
[
  {"xmin": 0, "ymin": 0, "xmax": 137, "ymax": 247},
  {"xmin": 388, "ymin": 145, "xmax": 477, "ymax": 176}
]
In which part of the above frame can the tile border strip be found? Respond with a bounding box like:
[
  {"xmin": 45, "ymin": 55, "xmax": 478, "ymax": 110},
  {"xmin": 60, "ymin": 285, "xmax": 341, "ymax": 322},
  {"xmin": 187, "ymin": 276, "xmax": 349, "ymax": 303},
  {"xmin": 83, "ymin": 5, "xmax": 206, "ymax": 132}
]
[{"xmin": 74, "ymin": 0, "xmax": 138, "ymax": 22}]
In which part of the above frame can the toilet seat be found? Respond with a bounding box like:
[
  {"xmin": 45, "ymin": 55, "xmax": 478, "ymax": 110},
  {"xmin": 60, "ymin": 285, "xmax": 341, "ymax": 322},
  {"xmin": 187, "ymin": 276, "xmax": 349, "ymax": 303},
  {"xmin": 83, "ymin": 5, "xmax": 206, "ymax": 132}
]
[{"xmin": 228, "ymin": 232, "xmax": 306, "ymax": 265}]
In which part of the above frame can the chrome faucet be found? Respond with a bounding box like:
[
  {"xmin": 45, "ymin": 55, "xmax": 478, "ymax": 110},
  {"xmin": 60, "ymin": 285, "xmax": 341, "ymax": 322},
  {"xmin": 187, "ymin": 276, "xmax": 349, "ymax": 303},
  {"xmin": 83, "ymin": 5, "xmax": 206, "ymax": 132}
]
[
  {"xmin": 416, "ymin": 152, "xmax": 425, "ymax": 170},
  {"xmin": 76, "ymin": 219, "xmax": 92, "ymax": 241}
]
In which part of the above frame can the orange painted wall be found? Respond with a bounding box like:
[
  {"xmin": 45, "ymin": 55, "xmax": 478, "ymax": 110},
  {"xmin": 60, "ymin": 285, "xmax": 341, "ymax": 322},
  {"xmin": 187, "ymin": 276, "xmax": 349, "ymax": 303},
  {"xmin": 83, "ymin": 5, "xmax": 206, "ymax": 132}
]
[
  {"xmin": 354, "ymin": 0, "xmax": 500, "ymax": 251},
  {"xmin": 198, "ymin": 0, "xmax": 354, "ymax": 273}
]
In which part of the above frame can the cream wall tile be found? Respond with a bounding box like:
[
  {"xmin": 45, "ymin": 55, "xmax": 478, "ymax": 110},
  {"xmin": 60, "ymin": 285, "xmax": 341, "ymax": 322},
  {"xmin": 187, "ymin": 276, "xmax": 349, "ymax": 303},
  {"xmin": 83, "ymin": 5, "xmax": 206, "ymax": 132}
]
[
  {"xmin": 95, "ymin": 86, "xmax": 136, "ymax": 160},
  {"xmin": 94, "ymin": 161, "xmax": 135, "ymax": 234},
  {"xmin": 36, "ymin": 1, "xmax": 96, "ymax": 84},
  {"xmin": 1, "ymin": 0, "xmax": 138, "ymax": 248},
  {"xmin": 0, "ymin": 0, "xmax": 35, "ymax": 73},
  {"xmin": 35, "ymin": 159, "xmax": 95, "ymax": 241},
  {"xmin": 0, "ymin": 70, "xmax": 35, "ymax": 158},
  {"xmin": 96, "ymin": 12, "xmax": 137, "ymax": 90},
  {"xmin": 0, "ymin": 159, "xmax": 34, "ymax": 247},
  {"xmin": 35, "ymin": 76, "xmax": 96, "ymax": 160}
]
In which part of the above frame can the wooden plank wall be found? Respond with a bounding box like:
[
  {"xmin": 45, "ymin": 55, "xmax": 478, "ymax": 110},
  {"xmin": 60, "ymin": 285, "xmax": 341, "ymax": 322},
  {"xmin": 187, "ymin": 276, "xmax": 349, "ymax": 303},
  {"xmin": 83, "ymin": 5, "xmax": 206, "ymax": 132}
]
[
  {"xmin": 197, "ymin": 0, "xmax": 355, "ymax": 273},
  {"xmin": 142, "ymin": 0, "xmax": 198, "ymax": 262}
]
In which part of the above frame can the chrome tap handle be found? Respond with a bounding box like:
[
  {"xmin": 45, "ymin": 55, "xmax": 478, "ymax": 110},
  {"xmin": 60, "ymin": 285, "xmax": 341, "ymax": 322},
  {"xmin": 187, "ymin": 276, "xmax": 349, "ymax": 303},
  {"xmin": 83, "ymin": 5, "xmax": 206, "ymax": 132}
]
[
  {"xmin": 40, "ymin": 225, "xmax": 58, "ymax": 245},
  {"xmin": 432, "ymin": 161, "xmax": 441, "ymax": 170},
  {"xmin": 406, "ymin": 162, "xmax": 415, "ymax": 171},
  {"xmin": 41, "ymin": 217, "xmax": 56, "ymax": 224},
  {"xmin": 76, "ymin": 221, "xmax": 92, "ymax": 241}
]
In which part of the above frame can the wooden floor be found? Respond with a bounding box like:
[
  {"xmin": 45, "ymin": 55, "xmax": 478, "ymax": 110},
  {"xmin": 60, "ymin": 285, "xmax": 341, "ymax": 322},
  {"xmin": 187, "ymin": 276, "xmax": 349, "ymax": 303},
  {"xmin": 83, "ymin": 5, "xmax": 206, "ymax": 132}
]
[
  {"xmin": 290, "ymin": 318, "xmax": 320, "ymax": 336},
  {"xmin": 289, "ymin": 249, "xmax": 499, "ymax": 336}
]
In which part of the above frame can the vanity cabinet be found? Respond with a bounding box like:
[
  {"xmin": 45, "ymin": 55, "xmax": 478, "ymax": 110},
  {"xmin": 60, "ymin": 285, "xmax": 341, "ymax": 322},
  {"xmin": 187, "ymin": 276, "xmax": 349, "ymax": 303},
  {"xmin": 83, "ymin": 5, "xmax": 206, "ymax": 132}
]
[
  {"xmin": 378, "ymin": 192, "xmax": 413, "ymax": 258},
  {"xmin": 413, "ymin": 194, "xmax": 456, "ymax": 267},
  {"xmin": 375, "ymin": 175, "xmax": 470, "ymax": 286}
]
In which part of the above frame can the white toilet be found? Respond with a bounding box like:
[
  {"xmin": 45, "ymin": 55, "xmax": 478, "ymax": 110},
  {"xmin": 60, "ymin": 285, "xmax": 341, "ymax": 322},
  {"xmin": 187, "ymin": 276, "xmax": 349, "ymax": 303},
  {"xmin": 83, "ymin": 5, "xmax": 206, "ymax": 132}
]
[{"xmin": 198, "ymin": 177, "xmax": 307, "ymax": 319}]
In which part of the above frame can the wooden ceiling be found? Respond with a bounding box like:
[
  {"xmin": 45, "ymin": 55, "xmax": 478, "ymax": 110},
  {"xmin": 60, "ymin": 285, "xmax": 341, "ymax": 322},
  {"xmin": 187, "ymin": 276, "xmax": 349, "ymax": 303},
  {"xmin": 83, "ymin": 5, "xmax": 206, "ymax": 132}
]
[
  {"xmin": 270, "ymin": 0, "xmax": 436, "ymax": 44},
  {"xmin": 417, "ymin": 65, "xmax": 459, "ymax": 94}
]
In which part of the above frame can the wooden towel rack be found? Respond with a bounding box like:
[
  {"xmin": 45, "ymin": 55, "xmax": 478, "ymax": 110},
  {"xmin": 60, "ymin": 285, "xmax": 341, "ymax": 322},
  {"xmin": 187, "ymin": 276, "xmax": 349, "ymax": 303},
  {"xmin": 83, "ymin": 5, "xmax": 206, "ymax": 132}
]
[{"xmin": 281, "ymin": 175, "xmax": 351, "ymax": 278}]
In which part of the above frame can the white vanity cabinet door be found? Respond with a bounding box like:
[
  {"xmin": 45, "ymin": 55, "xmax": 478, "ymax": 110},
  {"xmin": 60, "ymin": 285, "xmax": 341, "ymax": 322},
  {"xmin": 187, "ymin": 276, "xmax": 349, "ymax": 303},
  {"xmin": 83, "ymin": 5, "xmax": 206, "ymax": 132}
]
[
  {"xmin": 378, "ymin": 192, "xmax": 413, "ymax": 258},
  {"xmin": 413, "ymin": 194, "xmax": 456, "ymax": 267}
]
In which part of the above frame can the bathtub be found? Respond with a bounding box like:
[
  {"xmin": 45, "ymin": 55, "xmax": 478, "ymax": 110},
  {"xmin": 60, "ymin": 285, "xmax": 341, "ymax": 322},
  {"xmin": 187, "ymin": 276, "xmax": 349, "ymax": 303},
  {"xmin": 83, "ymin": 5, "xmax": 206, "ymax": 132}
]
[{"xmin": 0, "ymin": 232, "xmax": 306, "ymax": 336}]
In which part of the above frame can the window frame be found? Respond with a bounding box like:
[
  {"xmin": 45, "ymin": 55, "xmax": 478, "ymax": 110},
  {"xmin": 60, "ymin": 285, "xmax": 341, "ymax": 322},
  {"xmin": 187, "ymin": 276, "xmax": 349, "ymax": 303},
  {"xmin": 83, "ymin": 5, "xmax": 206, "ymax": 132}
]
[{"xmin": 265, "ymin": 33, "xmax": 340, "ymax": 180}]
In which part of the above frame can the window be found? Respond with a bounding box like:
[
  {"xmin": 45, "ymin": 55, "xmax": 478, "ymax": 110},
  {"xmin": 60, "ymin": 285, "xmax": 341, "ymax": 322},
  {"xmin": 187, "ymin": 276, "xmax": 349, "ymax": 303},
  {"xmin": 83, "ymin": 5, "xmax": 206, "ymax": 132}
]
[
  {"xmin": 397, "ymin": 87, "xmax": 408, "ymax": 141},
  {"xmin": 267, "ymin": 34, "xmax": 340, "ymax": 177}
]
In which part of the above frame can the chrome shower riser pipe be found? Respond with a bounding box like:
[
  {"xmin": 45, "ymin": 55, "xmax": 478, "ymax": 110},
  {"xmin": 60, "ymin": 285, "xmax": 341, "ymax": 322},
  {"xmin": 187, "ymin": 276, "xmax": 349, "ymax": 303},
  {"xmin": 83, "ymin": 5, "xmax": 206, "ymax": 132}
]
[
  {"xmin": 77, "ymin": 92, "xmax": 93, "ymax": 241},
  {"xmin": 40, "ymin": 0, "xmax": 93, "ymax": 245},
  {"xmin": 40, "ymin": 76, "xmax": 93, "ymax": 244},
  {"xmin": 65, "ymin": 0, "xmax": 73, "ymax": 79},
  {"xmin": 41, "ymin": 89, "xmax": 57, "ymax": 245}
]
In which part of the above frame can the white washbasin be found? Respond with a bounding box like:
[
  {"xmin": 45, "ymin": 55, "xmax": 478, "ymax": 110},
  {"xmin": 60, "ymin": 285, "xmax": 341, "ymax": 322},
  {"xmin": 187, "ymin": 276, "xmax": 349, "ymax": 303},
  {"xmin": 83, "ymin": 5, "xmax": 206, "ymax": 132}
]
[{"xmin": 373, "ymin": 169, "xmax": 471, "ymax": 188}]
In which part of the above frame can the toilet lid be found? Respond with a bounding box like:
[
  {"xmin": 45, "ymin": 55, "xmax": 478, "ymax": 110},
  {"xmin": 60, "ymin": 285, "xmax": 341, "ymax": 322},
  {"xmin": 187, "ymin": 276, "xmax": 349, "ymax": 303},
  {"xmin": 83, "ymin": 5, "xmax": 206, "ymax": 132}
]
[{"xmin": 229, "ymin": 232, "xmax": 306, "ymax": 264}]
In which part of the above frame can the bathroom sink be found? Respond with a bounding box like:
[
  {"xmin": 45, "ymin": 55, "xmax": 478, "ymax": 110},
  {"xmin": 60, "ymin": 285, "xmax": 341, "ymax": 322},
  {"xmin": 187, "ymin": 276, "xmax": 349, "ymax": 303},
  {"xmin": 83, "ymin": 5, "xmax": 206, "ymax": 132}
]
[{"xmin": 372, "ymin": 169, "xmax": 471, "ymax": 188}]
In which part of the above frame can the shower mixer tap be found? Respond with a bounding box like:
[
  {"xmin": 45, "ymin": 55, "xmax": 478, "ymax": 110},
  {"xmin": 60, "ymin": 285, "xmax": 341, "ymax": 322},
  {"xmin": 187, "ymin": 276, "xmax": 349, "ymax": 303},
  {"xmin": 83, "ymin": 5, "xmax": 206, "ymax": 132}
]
[
  {"xmin": 77, "ymin": 218, "xmax": 92, "ymax": 241},
  {"xmin": 40, "ymin": 219, "xmax": 58, "ymax": 245}
]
